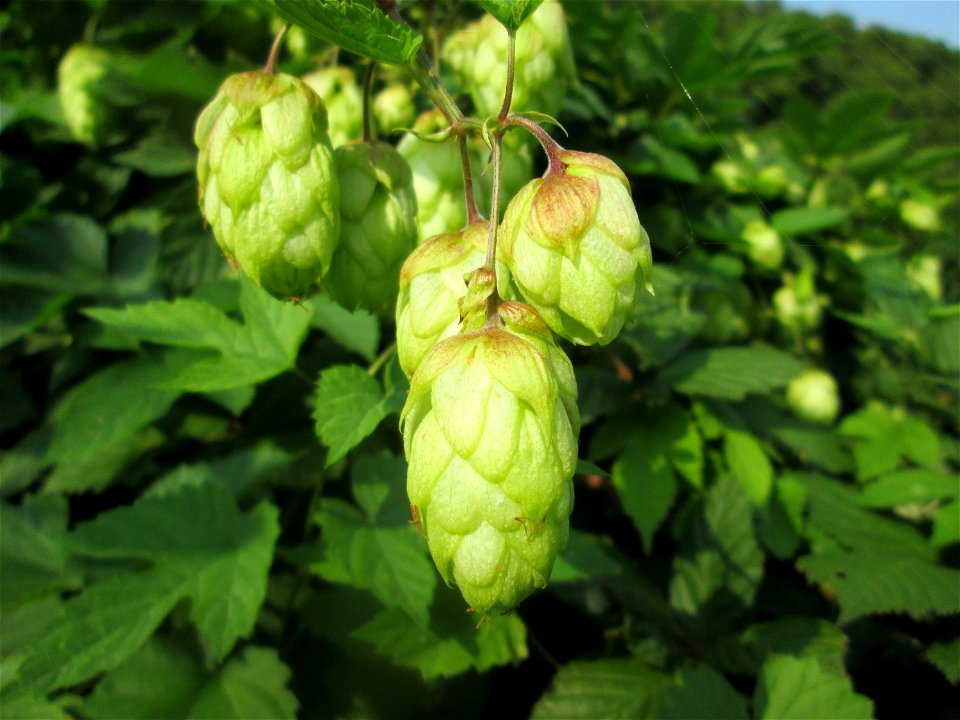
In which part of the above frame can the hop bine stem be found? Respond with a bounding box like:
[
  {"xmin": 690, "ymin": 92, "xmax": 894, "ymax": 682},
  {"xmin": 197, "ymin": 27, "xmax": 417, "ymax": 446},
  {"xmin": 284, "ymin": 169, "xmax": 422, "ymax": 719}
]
[
  {"xmin": 264, "ymin": 24, "xmax": 289, "ymax": 76},
  {"xmin": 361, "ymin": 62, "xmax": 376, "ymax": 143},
  {"xmin": 505, "ymin": 115, "xmax": 567, "ymax": 176}
]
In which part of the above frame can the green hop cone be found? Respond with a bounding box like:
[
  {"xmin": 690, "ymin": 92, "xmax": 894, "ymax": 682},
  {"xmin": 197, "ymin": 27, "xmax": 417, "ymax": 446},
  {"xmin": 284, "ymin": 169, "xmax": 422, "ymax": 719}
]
[
  {"xmin": 740, "ymin": 219, "xmax": 784, "ymax": 270},
  {"xmin": 302, "ymin": 67, "xmax": 363, "ymax": 147},
  {"xmin": 396, "ymin": 221, "xmax": 514, "ymax": 378},
  {"xmin": 499, "ymin": 149, "xmax": 653, "ymax": 345},
  {"xmin": 773, "ymin": 267, "xmax": 824, "ymax": 334},
  {"xmin": 325, "ymin": 141, "xmax": 418, "ymax": 313},
  {"xmin": 57, "ymin": 44, "xmax": 114, "ymax": 146},
  {"xmin": 195, "ymin": 70, "xmax": 340, "ymax": 300},
  {"xmin": 402, "ymin": 301, "xmax": 579, "ymax": 616},
  {"xmin": 399, "ymin": 111, "xmax": 533, "ymax": 238},
  {"xmin": 787, "ymin": 369, "xmax": 840, "ymax": 425},
  {"xmin": 374, "ymin": 84, "xmax": 416, "ymax": 137},
  {"xmin": 443, "ymin": 0, "xmax": 575, "ymax": 118}
]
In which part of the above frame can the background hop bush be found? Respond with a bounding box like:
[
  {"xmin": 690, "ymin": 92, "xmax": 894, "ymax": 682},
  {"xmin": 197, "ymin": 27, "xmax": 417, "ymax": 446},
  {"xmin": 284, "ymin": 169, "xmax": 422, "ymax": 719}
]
[
  {"xmin": 398, "ymin": 111, "xmax": 533, "ymax": 237},
  {"xmin": 324, "ymin": 141, "xmax": 418, "ymax": 313},
  {"xmin": 195, "ymin": 70, "xmax": 340, "ymax": 300},
  {"xmin": 302, "ymin": 66, "xmax": 363, "ymax": 147},
  {"xmin": 57, "ymin": 44, "xmax": 115, "ymax": 146},
  {"xmin": 402, "ymin": 302, "xmax": 579, "ymax": 616},
  {"xmin": 499, "ymin": 149, "xmax": 653, "ymax": 345},
  {"xmin": 443, "ymin": 0, "xmax": 575, "ymax": 118}
]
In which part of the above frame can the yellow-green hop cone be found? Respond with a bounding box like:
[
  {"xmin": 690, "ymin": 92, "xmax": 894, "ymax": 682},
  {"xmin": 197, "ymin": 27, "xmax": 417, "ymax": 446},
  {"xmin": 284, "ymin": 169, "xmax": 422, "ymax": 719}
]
[
  {"xmin": 374, "ymin": 84, "xmax": 416, "ymax": 136},
  {"xmin": 499, "ymin": 150, "xmax": 653, "ymax": 346},
  {"xmin": 402, "ymin": 302, "xmax": 579, "ymax": 616},
  {"xmin": 57, "ymin": 44, "xmax": 114, "ymax": 146},
  {"xmin": 325, "ymin": 141, "xmax": 418, "ymax": 314},
  {"xmin": 787, "ymin": 369, "xmax": 840, "ymax": 425},
  {"xmin": 443, "ymin": 0, "xmax": 576, "ymax": 118},
  {"xmin": 302, "ymin": 67, "xmax": 363, "ymax": 147},
  {"xmin": 395, "ymin": 221, "xmax": 513, "ymax": 378},
  {"xmin": 195, "ymin": 71, "xmax": 340, "ymax": 300}
]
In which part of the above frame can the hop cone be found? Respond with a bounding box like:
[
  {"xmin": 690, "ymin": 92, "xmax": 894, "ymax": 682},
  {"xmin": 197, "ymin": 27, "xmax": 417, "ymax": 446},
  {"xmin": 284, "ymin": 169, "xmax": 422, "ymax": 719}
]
[
  {"xmin": 325, "ymin": 141, "xmax": 418, "ymax": 313},
  {"xmin": 396, "ymin": 220, "xmax": 515, "ymax": 378},
  {"xmin": 195, "ymin": 71, "xmax": 340, "ymax": 300},
  {"xmin": 374, "ymin": 84, "xmax": 416, "ymax": 136},
  {"xmin": 398, "ymin": 111, "xmax": 533, "ymax": 238},
  {"xmin": 402, "ymin": 302, "xmax": 579, "ymax": 616},
  {"xmin": 58, "ymin": 44, "xmax": 113, "ymax": 146},
  {"xmin": 443, "ymin": 0, "xmax": 575, "ymax": 119},
  {"xmin": 787, "ymin": 369, "xmax": 840, "ymax": 425},
  {"xmin": 302, "ymin": 67, "xmax": 362, "ymax": 147},
  {"xmin": 499, "ymin": 150, "xmax": 653, "ymax": 345}
]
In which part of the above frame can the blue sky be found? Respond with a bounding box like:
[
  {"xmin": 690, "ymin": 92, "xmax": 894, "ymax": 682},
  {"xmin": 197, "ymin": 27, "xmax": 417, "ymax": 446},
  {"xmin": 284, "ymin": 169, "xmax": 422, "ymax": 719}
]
[{"xmin": 779, "ymin": 0, "xmax": 960, "ymax": 48}]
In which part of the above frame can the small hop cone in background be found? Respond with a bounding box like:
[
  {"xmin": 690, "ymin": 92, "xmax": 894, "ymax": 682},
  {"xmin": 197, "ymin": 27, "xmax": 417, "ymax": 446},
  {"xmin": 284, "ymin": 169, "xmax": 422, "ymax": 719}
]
[
  {"xmin": 443, "ymin": 0, "xmax": 576, "ymax": 119},
  {"xmin": 58, "ymin": 44, "xmax": 114, "ymax": 146},
  {"xmin": 402, "ymin": 302, "xmax": 579, "ymax": 616},
  {"xmin": 741, "ymin": 219, "xmax": 784, "ymax": 270},
  {"xmin": 302, "ymin": 67, "xmax": 363, "ymax": 147},
  {"xmin": 373, "ymin": 83, "xmax": 416, "ymax": 137},
  {"xmin": 499, "ymin": 150, "xmax": 653, "ymax": 346},
  {"xmin": 194, "ymin": 71, "xmax": 340, "ymax": 300},
  {"xmin": 324, "ymin": 141, "xmax": 418, "ymax": 314},
  {"xmin": 787, "ymin": 369, "xmax": 841, "ymax": 425}
]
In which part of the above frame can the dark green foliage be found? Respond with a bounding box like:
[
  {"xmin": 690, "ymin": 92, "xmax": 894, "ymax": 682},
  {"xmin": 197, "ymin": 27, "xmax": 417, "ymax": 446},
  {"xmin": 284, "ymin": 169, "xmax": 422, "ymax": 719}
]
[{"xmin": 1, "ymin": 1, "xmax": 957, "ymax": 718}]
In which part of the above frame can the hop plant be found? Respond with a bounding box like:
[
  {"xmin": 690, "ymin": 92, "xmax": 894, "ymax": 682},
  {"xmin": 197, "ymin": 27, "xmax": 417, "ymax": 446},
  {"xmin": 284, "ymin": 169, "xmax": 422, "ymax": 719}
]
[
  {"xmin": 402, "ymin": 301, "xmax": 579, "ymax": 616},
  {"xmin": 499, "ymin": 149, "xmax": 653, "ymax": 345},
  {"xmin": 395, "ymin": 220, "xmax": 515, "ymax": 378},
  {"xmin": 787, "ymin": 369, "xmax": 841, "ymax": 425},
  {"xmin": 57, "ymin": 44, "xmax": 114, "ymax": 146},
  {"xmin": 398, "ymin": 111, "xmax": 532, "ymax": 237},
  {"xmin": 443, "ymin": 0, "xmax": 575, "ymax": 118},
  {"xmin": 324, "ymin": 141, "xmax": 418, "ymax": 313},
  {"xmin": 302, "ymin": 67, "xmax": 363, "ymax": 147},
  {"xmin": 373, "ymin": 83, "xmax": 416, "ymax": 136},
  {"xmin": 194, "ymin": 70, "xmax": 340, "ymax": 300}
]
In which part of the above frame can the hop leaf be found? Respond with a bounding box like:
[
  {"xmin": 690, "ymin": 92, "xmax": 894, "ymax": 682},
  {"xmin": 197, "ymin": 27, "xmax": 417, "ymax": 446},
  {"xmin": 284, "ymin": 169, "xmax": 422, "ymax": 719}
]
[
  {"xmin": 499, "ymin": 150, "xmax": 653, "ymax": 345},
  {"xmin": 194, "ymin": 71, "xmax": 340, "ymax": 300},
  {"xmin": 325, "ymin": 141, "xmax": 418, "ymax": 314},
  {"xmin": 401, "ymin": 303, "xmax": 579, "ymax": 616}
]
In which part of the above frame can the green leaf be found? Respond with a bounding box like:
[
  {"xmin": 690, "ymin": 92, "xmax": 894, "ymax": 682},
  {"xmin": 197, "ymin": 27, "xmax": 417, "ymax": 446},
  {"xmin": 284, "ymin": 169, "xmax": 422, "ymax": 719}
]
[
  {"xmin": 311, "ymin": 499, "xmax": 436, "ymax": 627},
  {"xmin": 771, "ymin": 206, "xmax": 849, "ymax": 237},
  {"xmin": 44, "ymin": 356, "xmax": 182, "ymax": 463},
  {"xmin": 623, "ymin": 136, "xmax": 701, "ymax": 184},
  {"xmin": 310, "ymin": 292, "xmax": 380, "ymax": 361},
  {"xmin": 840, "ymin": 404, "xmax": 941, "ymax": 480},
  {"xmin": 797, "ymin": 550, "xmax": 960, "ymax": 623},
  {"xmin": 351, "ymin": 587, "xmax": 527, "ymax": 679},
  {"xmin": 0, "ymin": 496, "xmax": 73, "ymax": 606},
  {"xmin": 860, "ymin": 469, "xmax": 958, "ymax": 508},
  {"xmin": 531, "ymin": 658, "xmax": 672, "ymax": 719},
  {"xmin": 925, "ymin": 637, "xmax": 960, "ymax": 685},
  {"xmin": 84, "ymin": 637, "xmax": 298, "ymax": 719},
  {"xmin": 662, "ymin": 347, "xmax": 804, "ymax": 400},
  {"xmin": 613, "ymin": 440, "xmax": 676, "ymax": 554},
  {"xmin": 112, "ymin": 132, "xmax": 196, "ymax": 177},
  {"xmin": 660, "ymin": 664, "xmax": 748, "ymax": 720},
  {"xmin": 476, "ymin": 0, "xmax": 545, "ymax": 31},
  {"xmin": 269, "ymin": 0, "xmax": 423, "ymax": 66},
  {"xmin": 931, "ymin": 501, "xmax": 960, "ymax": 549},
  {"xmin": 723, "ymin": 428, "xmax": 773, "ymax": 506},
  {"xmin": 552, "ymin": 530, "xmax": 622, "ymax": 582},
  {"xmin": 44, "ymin": 427, "xmax": 165, "ymax": 494},
  {"xmin": 86, "ymin": 279, "xmax": 311, "ymax": 392},
  {"xmin": 313, "ymin": 365, "xmax": 398, "ymax": 466},
  {"xmin": 755, "ymin": 655, "xmax": 873, "ymax": 719},
  {"xmin": 714, "ymin": 617, "xmax": 849, "ymax": 678}
]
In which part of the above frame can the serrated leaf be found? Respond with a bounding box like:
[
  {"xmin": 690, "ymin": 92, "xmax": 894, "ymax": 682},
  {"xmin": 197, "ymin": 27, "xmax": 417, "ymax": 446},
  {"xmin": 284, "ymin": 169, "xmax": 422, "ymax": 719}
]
[
  {"xmin": 723, "ymin": 428, "xmax": 773, "ymax": 506},
  {"xmin": 662, "ymin": 347, "xmax": 804, "ymax": 400},
  {"xmin": 839, "ymin": 403, "xmax": 941, "ymax": 480},
  {"xmin": 714, "ymin": 617, "xmax": 848, "ymax": 678},
  {"xmin": 83, "ymin": 637, "xmax": 298, "ymax": 719},
  {"xmin": 0, "ymin": 496, "xmax": 73, "ymax": 606},
  {"xmin": 310, "ymin": 292, "xmax": 380, "ymax": 361},
  {"xmin": 269, "ymin": 0, "xmax": 423, "ymax": 66},
  {"xmin": 476, "ymin": 0, "xmax": 544, "ymax": 31},
  {"xmin": 552, "ymin": 530, "xmax": 622, "ymax": 582},
  {"xmin": 531, "ymin": 658, "xmax": 672, "ymax": 719},
  {"xmin": 860, "ymin": 469, "xmax": 958, "ymax": 508},
  {"xmin": 613, "ymin": 442, "xmax": 676, "ymax": 555},
  {"xmin": 931, "ymin": 501, "xmax": 960, "ymax": 549},
  {"xmin": 313, "ymin": 365, "xmax": 397, "ymax": 466},
  {"xmin": 351, "ymin": 587, "xmax": 527, "ymax": 679},
  {"xmin": 311, "ymin": 499, "xmax": 435, "ymax": 627},
  {"xmin": 797, "ymin": 550, "xmax": 960, "ymax": 623},
  {"xmin": 660, "ymin": 664, "xmax": 748, "ymax": 720},
  {"xmin": 350, "ymin": 450, "xmax": 409, "ymax": 524},
  {"xmin": 85, "ymin": 278, "xmax": 311, "ymax": 393},
  {"xmin": 755, "ymin": 655, "xmax": 873, "ymax": 719},
  {"xmin": 771, "ymin": 206, "xmax": 849, "ymax": 236},
  {"xmin": 925, "ymin": 638, "xmax": 960, "ymax": 684}
]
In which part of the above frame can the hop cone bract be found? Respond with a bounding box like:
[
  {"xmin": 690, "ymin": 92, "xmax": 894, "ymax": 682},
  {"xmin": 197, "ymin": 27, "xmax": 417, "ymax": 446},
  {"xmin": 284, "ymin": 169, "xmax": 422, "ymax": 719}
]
[
  {"xmin": 499, "ymin": 150, "xmax": 653, "ymax": 345},
  {"xmin": 402, "ymin": 302, "xmax": 579, "ymax": 616},
  {"xmin": 195, "ymin": 71, "xmax": 340, "ymax": 300},
  {"xmin": 443, "ymin": 0, "xmax": 575, "ymax": 119},
  {"xmin": 325, "ymin": 141, "xmax": 418, "ymax": 313}
]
